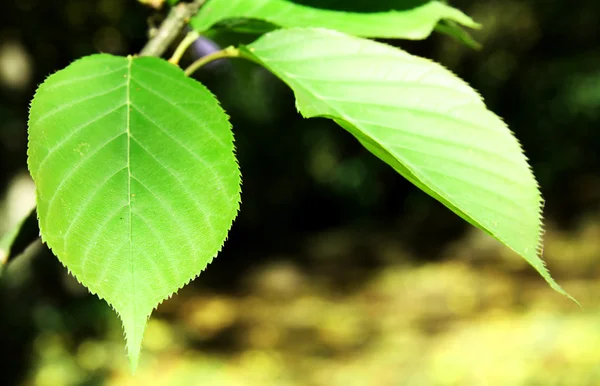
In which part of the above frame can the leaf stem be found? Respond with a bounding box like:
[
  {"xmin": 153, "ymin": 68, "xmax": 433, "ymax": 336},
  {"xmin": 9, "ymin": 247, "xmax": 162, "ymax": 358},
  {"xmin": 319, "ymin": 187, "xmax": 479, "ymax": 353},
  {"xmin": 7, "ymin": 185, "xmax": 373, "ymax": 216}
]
[
  {"xmin": 169, "ymin": 30, "xmax": 201, "ymax": 64},
  {"xmin": 184, "ymin": 46, "xmax": 241, "ymax": 76},
  {"xmin": 139, "ymin": 0, "xmax": 206, "ymax": 57}
]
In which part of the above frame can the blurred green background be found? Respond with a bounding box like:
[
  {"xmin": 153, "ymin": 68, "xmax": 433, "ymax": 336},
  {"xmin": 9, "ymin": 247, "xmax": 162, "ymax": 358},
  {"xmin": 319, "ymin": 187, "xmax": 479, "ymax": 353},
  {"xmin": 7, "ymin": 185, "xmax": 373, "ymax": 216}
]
[{"xmin": 1, "ymin": 0, "xmax": 600, "ymax": 385}]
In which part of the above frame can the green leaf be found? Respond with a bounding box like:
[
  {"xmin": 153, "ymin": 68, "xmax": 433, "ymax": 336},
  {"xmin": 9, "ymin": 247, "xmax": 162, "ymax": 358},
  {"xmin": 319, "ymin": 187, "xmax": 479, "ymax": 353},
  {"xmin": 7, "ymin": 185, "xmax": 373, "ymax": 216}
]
[
  {"xmin": 211, "ymin": 18, "xmax": 280, "ymax": 35},
  {"xmin": 435, "ymin": 19, "xmax": 482, "ymax": 50},
  {"xmin": 191, "ymin": 0, "xmax": 480, "ymax": 40},
  {"xmin": 240, "ymin": 28, "xmax": 573, "ymax": 300},
  {"xmin": 27, "ymin": 54, "xmax": 241, "ymax": 370},
  {"xmin": 0, "ymin": 208, "xmax": 38, "ymax": 270}
]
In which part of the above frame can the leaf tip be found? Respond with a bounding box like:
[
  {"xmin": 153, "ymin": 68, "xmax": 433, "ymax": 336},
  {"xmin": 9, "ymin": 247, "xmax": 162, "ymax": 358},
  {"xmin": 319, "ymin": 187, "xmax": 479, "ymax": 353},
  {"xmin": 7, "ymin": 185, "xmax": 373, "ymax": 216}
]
[
  {"xmin": 128, "ymin": 346, "xmax": 141, "ymax": 375},
  {"xmin": 549, "ymin": 280, "xmax": 580, "ymax": 307},
  {"xmin": 117, "ymin": 307, "xmax": 151, "ymax": 375},
  {"xmin": 535, "ymin": 246, "xmax": 579, "ymax": 306},
  {"xmin": 469, "ymin": 20, "xmax": 483, "ymax": 30}
]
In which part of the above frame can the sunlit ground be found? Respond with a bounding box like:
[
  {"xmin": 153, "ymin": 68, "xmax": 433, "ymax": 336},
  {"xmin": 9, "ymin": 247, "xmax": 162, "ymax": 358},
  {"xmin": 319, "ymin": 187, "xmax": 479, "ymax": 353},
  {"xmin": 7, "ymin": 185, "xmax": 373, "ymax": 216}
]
[{"xmin": 14, "ymin": 215, "xmax": 600, "ymax": 386}]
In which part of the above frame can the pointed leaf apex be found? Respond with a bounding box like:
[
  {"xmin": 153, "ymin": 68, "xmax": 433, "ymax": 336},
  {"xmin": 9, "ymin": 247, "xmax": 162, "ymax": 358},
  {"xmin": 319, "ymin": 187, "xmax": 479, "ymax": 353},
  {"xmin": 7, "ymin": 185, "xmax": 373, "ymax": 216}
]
[
  {"xmin": 27, "ymin": 54, "xmax": 241, "ymax": 366},
  {"xmin": 124, "ymin": 320, "xmax": 143, "ymax": 373},
  {"xmin": 242, "ymin": 28, "xmax": 577, "ymax": 302}
]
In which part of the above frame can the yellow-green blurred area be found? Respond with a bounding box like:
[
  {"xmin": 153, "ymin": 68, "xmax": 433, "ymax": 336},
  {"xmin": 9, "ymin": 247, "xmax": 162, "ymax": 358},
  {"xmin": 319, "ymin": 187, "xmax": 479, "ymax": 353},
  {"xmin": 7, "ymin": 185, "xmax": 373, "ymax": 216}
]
[
  {"xmin": 9, "ymin": 223, "xmax": 600, "ymax": 386},
  {"xmin": 2, "ymin": 0, "xmax": 600, "ymax": 385}
]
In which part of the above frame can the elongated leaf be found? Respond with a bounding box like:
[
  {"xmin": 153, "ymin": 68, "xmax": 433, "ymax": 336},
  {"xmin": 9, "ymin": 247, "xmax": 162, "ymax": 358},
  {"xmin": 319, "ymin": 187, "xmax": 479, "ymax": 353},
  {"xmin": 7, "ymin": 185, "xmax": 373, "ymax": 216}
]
[
  {"xmin": 241, "ymin": 28, "xmax": 572, "ymax": 299},
  {"xmin": 435, "ymin": 20, "xmax": 481, "ymax": 50},
  {"xmin": 0, "ymin": 208, "xmax": 38, "ymax": 270},
  {"xmin": 27, "ymin": 54, "xmax": 241, "ymax": 369},
  {"xmin": 191, "ymin": 0, "xmax": 480, "ymax": 40}
]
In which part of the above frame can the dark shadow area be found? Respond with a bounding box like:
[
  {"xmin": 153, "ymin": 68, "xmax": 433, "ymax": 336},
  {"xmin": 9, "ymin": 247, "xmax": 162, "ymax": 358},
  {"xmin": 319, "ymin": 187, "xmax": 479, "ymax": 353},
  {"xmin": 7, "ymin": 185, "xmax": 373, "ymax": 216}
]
[{"xmin": 291, "ymin": 0, "xmax": 433, "ymax": 12}]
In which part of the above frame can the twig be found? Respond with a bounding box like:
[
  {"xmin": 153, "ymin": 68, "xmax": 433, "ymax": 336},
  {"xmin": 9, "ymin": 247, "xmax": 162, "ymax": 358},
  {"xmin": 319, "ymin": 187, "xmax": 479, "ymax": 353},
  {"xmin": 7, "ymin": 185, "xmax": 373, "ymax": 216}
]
[
  {"xmin": 169, "ymin": 30, "xmax": 200, "ymax": 64},
  {"xmin": 184, "ymin": 46, "xmax": 241, "ymax": 76},
  {"xmin": 140, "ymin": 0, "xmax": 206, "ymax": 57}
]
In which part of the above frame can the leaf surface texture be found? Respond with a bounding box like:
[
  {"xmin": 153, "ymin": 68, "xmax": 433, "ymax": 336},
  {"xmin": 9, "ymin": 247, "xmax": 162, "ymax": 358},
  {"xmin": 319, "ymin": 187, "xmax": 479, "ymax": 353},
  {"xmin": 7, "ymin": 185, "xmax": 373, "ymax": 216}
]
[
  {"xmin": 242, "ymin": 28, "xmax": 569, "ymax": 298},
  {"xmin": 191, "ymin": 0, "xmax": 479, "ymax": 39},
  {"xmin": 28, "ymin": 54, "xmax": 241, "ymax": 369}
]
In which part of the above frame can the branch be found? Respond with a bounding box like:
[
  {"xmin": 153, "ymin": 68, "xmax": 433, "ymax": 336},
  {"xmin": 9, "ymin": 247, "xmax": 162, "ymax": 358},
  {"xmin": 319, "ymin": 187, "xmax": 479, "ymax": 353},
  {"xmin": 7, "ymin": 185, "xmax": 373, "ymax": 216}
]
[
  {"xmin": 139, "ymin": 0, "xmax": 206, "ymax": 57},
  {"xmin": 169, "ymin": 30, "xmax": 200, "ymax": 64}
]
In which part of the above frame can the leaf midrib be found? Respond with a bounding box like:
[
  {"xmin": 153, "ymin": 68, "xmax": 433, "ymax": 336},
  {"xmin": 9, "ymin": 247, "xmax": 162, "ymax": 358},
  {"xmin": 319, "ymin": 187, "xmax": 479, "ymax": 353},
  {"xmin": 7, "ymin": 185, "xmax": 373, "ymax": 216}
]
[{"xmin": 125, "ymin": 55, "xmax": 136, "ymax": 347}]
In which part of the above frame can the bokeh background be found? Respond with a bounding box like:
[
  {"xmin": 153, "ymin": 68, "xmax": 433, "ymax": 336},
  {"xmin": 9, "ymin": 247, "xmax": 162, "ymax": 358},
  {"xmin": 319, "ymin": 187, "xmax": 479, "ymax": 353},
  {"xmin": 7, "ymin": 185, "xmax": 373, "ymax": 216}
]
[{"xmin": 2, "ymin": 0, "xmax": 600, "ymax": 385}]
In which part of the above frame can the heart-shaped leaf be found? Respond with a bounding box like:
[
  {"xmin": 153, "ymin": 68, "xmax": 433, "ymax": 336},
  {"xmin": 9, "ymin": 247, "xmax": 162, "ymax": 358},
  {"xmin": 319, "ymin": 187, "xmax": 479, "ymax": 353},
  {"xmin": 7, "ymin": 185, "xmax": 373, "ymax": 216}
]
[
  {"xmin": 27, "ymin": 54, "xmax": 241, "ymax": 369},
  {"xmin": 240, "ymin": 28, "xmax": 573, "ymax": 300}
]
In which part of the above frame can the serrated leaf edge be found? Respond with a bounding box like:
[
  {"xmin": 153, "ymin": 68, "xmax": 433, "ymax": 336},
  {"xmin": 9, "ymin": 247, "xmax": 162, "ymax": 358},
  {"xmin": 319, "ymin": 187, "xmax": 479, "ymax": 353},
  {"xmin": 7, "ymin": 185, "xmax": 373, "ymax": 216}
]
[
  {"xmin": 241, "ymin": 27, "xmax": 577, "ymax": 303},
  {"xmin": 27, "ymin": 54, "xmax": 244, "ymax": 371}
]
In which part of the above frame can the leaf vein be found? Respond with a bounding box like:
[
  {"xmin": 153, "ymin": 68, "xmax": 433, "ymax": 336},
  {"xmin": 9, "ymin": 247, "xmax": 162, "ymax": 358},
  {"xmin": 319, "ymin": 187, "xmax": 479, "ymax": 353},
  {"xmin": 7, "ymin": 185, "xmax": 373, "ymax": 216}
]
[
  {"xmin": 131, "ymin": 211, "xmax": 177, "ymax": 292},
  {"xmin": 43, "ymin": 131, "xmax": 128, "ymax": 226},
  {"xmin": 130, "ymin": 134, "xmax": 218, "ymax": 242},
  {"xmin": 63, "ymin": 165, "xmax": 129, "ymax": 249},
  {"xmin": 33, "ymin": 103, "xmax": 127, "ymax": 178},
  {"xmin": 130, "ymin": 103, "xmax": 230, "ymax": 202},
  {"xmin": 130, "ymin": 78, "xmax": 227, "ymax": 149},
  {"xmin": 130, "ymin": 175, "xmax": 200, "ymax": 257},
  {"xmin": 41, "ymin": 65, "xmax": 128, "ymax": 92},
  {"xmin": 33, "ymin": 83, "xmax": 126, "ymax": 126}
]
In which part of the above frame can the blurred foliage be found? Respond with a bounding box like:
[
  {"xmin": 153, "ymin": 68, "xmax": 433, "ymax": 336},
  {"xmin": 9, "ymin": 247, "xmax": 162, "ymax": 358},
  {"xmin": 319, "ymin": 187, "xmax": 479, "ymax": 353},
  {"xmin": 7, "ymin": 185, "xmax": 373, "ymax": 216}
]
[{"xmin": 1, "ymin": 0, "xmax": 600, "ymax": 385}]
